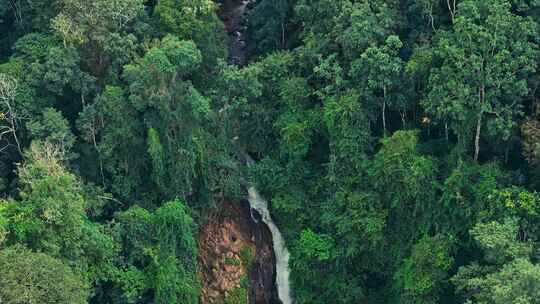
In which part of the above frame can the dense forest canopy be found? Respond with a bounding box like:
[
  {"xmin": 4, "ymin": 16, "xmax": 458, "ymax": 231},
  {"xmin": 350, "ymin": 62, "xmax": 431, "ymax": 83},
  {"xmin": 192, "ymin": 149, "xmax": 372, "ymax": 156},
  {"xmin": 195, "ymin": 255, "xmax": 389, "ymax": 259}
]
[{"xmin": 2, "ymin": 0, "xmax": 540, "ymax": 303}]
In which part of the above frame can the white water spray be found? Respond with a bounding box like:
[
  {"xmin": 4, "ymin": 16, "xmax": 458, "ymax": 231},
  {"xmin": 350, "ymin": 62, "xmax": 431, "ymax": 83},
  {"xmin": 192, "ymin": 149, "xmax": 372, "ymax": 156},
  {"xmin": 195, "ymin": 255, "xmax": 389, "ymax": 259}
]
[
  {"xmin": 221, "ymin": 1, "xmax": 293, "ymax": 301},
  {"xmin": 246, "ymin": 158, "xmax": 293, "ymax": 304}
]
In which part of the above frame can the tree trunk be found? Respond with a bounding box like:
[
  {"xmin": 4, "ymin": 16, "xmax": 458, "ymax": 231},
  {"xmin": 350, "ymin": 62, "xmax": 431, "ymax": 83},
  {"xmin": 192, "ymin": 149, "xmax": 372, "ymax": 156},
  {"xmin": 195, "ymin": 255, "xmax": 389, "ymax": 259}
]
[
  {"xmin": 475, "ymin": 85, "xmax": 486, "ymax": 161},
  {"xmin": 428, "ymin": 3, "xmax": 435, "ymax": 31},
  {"xmin": 382, "ymin": 86, "xmax": 387, "ymax": 136},
  {"xmin": 281, "ymin": 21, "xmax": 285, "ymax": 49},
  {"xmin": 445, "ymin": 120, "xmax": 449, "ymax": 143},
  {"xmin": 447, "ymin": 0, "xmax": 455, "ymax": 24},
  {"xmin": 474, "ymin": 113, "xmax": 482, "ymax": 161},
  {"xmin": 4, "ymin": 100, "xmax": 21, "ymax": 156},
  {"xmin": 382, "ymin": 100, "xmax": 387, "ymax": 136}
]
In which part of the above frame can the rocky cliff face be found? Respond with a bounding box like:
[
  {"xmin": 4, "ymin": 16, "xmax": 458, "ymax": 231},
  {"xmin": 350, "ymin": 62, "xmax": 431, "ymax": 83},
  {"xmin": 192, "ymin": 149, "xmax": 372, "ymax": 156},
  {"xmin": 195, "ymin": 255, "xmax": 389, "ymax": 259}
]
[{"xmin": 198, "ymin": 200, "xmax": 277, "ymax": 304}]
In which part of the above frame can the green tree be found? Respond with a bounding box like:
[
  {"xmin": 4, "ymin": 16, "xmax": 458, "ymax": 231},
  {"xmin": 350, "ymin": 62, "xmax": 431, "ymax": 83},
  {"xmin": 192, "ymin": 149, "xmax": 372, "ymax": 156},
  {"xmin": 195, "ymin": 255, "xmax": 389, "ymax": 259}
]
[
  {"xmin": 290, "ymin": 229, "xmax": 361, "ymax": 304},
  {"xmin": 113, "ymin": 200, "xmax": 198, "ymax": 304},
  {"xmin": 51, "ymin": 0, "xmax": 144, "ymax": 77},
  {"xmin": 425, "ymin": 0, "xmax": 538, "ymax": 160},
  {"xmin": 113, "ymin": 206, "xmax": 152, "ymax": 265},
  {"xmin": 438, "ymin": 161, "xmax": 510, "ymax": 237},
  {"xmin": 147, "ymin": 127, "xmax": 166, "ymax": 191},
  {"xmin": 123, "ymin": 35, "xmax": 211, "ymax": 203},
  {"xmin": 247, "ymin": 0, "xmax": 292, "ymax": 56},
  {"xmin": 3, "ymin": 141, "xmax": 87, "ymax": 259},
  {"xmin": 339, "ymin": 1, "xmax": 400, "ymax": 59},
  {"xmin": 394, "ymin": 235, "xmax": 455, "ymax": 304},
  {"xmin": 323, "ymin": 89, "xmax": 371, "ymax": 169},
  {"xmin": 0, "ymin": 141, "xmax": 118, "ymax": 287},
  {"xmin": 77, "ymin": 85, "xmax": 146, "ymax": 200},
  {"xmin": 350, "ymin": 35, "xmax": 405, "ymax": 134},
  {"xmin": 274, "ymin": 76, "xmax": 317, "ymax": 160},
  {"xmin": 155, "ymin": 0, "xmax": 227, "ymax": 69},
  {"xmin": 452, "ymin": 218, "xmax": 540, "ymax": 304},
  {"xmin": 0, "ymin": 245, "xmax": 89, "ymax": 304},
  {"xmin": 41, "ymin": 46, "xmax": 97, "ymax": 102},
  {"xmin": 152, "ymin": 201, "xmax": 198, "ymax": 304},
  {"xmin": 26, "ymin": 108, "xmax": 76, "ymax": 159},
  {"xmin": 370, "ymin": 131, "xmax": 438, "ymax": 243}
]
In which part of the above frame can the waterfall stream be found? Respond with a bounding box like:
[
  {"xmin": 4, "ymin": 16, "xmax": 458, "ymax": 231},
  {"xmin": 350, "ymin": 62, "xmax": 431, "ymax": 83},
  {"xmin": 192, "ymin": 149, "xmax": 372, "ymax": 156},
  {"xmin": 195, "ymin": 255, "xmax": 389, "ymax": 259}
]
[
  {"xmin": 247, "ymin": 186, "xmax": 293, "ymax": 304},
  {"xmin": 219, "ymin": 1, "xmax": 294, "ymax": 302},
  {"xmin": 219, "ymin": 0, "xmax": 250, "ymax": 65},
  {"xmin": 244, "ymin": 156, "xmax": 293, "ymax": 304}
]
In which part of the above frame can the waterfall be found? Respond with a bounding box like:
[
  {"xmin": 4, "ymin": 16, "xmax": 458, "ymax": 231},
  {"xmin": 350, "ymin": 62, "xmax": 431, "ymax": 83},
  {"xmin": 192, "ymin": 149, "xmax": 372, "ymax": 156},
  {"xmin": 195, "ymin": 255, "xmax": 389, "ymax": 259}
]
[
  {"xmin": 247, "ymin": 186, "xmax": 293, "ymax": 304},
  {"xmin": 245, "ymin": 155, "xmax": 293, "ymax": 304},
  {"xmin": 220, "ymin": 1, "xmax": 294, "ymax": 301}
]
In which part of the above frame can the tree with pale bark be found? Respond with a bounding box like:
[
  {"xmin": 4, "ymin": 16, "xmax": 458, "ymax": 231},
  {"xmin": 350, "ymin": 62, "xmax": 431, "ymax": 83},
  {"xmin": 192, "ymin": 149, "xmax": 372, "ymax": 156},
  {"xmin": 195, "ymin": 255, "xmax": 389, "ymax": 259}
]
[{"xmin": 424, "ymin": 0, "xmax": 538, "ymax": 161}]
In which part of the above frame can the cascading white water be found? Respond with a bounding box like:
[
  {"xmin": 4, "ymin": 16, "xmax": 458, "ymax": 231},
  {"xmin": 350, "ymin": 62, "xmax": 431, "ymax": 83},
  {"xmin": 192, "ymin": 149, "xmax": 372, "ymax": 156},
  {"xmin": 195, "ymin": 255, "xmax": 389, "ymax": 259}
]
[
  {"xmin": 247, "ymin": 186, "xmax": 293, "ymax": 304},
  {"xmin": 245, "ymin": 156, "xmax": 293, "ymax": 304},
  {"xmin": 220, "ymin": 1, "xmax": 293, "ymax": 301}
]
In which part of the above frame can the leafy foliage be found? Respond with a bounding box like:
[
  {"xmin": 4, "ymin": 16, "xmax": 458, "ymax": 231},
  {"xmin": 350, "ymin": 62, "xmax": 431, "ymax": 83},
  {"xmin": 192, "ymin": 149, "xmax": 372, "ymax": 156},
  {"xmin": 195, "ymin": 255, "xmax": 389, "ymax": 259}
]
[
  {"xmin": 2, "ymin": 0, "xmax": 540, "ymax": 303},
  {"xmin": 0, "ymin": 245, "xmax": 89, "ymax": 304}
]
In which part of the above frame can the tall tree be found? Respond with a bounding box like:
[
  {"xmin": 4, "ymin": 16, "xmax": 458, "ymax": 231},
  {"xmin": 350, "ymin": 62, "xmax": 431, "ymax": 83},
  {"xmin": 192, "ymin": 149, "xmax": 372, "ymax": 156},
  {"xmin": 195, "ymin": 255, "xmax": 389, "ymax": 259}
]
[
  {"xmin": 350, "ymin": 35, "xmax": 405, "ymax": 134},
  {"xmin": 425, "ymin": 0, "xmax": 538, "ymax": 160},
  {"xmin": 51, "ymin": 0, "xmax": 145, "ymax": 76},
  {"xmin": 247, "ymin": 0, "xmax": 292, "ymax": 56}
]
